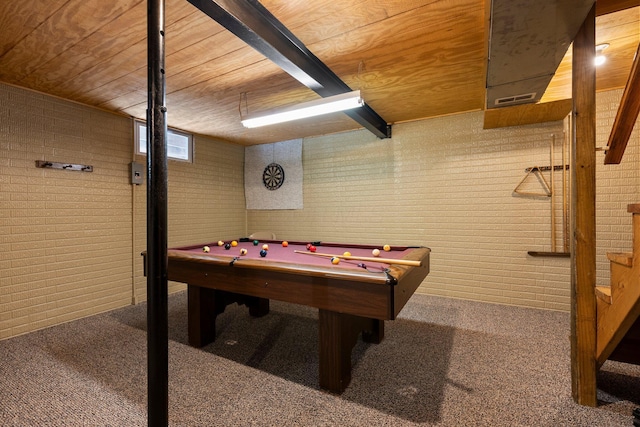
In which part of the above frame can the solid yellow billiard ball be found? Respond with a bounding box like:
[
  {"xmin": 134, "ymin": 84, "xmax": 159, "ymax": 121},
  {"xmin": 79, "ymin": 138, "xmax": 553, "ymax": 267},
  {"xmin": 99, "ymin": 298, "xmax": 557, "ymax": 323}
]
[
  {"xmin": 282, "ymin": 241, "xmax": 288, "ymax": 247},
  {"xmin": 262, "ymin": 244, "xmax": 269, "ymax": 251},
  {"xmin": 383, "ymin": 244, "xmax": 391, "ymax": 251},
  {"xmin": 240, "ymin": 248, "xmax": 248, "ymax": 255},
  {"xmin": 217, "ymin": 240, "xmax": 224, "ymax": 246},
  {"xmin": 331, "ymin": 257, "xmax": 340, "ymax": 265},
  {"xmin": 203, "ymin": 246, "xmax": 210, "ymax": 253},
  {"xmin": 343, "ymin": 251, "xmax": 351, "ymax": 257},
  {"xmin": 231, "ymin": 240, "xmax": 238, "ymax": 247},
  {"xmin": 372, "ymin": 248, "xmax": 381, "ymax": 257}
]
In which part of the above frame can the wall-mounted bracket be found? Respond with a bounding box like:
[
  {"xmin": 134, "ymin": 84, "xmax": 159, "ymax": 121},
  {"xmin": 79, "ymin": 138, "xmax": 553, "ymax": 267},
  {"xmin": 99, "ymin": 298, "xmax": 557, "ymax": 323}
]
[
  {"xmin": 525, "ymin": 164, "xmax": 569, "ymax": 173},
  {"xmin": 35, "ymin": 160, "xmax": 93, "ymax": 172}
]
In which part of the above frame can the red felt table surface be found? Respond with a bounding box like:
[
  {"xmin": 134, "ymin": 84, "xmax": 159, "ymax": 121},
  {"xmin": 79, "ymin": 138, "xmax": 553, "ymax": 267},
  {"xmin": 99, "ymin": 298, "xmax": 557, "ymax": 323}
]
[{"xmin": 172, "ymin": 240, "xmax": 414, "ymax": 272}]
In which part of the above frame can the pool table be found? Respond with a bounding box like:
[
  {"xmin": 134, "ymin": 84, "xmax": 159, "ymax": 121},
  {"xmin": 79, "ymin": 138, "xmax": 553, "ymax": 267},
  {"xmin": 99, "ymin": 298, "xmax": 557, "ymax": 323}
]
[{"xmin": 149, "ymin": 239, "xmax": 430, "ymax": 393}]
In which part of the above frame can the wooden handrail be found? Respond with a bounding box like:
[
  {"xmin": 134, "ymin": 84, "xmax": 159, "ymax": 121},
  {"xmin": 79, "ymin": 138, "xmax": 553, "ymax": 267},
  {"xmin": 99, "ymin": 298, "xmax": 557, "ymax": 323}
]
[
  {"xmin": 604, "ymin": 43, "xmax": 640, "ymax": 164},
  {"xmin": 596, "ymin": 0, "xmax": 640, "ymax": 17}
]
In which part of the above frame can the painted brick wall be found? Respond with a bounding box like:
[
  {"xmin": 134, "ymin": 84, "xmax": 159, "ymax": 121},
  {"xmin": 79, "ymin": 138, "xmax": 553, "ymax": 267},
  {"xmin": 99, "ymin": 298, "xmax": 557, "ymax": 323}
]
[
  {"xmin": 131, "ymin": 135, "xmax": 247, "ymax": 302},
  {"xmin": 0, "ymin": 83, "xmax": 246, "ymax": 339},
  {"xmin": 1, "ymin": 81, "xmax": 637, "ymax": 341},
  {"xmin": 595, "ymin": 89, "xmax": 639, "ymax": 287},
  {"xmin": 0, "ymin": 84, "xmax": 134, "ymax": 339},
  {"xmin": 247, "ymin": 88, "xmax": 640, "ymax": 311}
]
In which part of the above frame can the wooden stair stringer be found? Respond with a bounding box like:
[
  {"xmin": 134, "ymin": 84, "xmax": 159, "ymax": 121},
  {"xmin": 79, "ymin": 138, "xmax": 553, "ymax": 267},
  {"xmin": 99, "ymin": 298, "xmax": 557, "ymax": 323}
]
[
  {"xmin": 596, "ymin": 205, "xmax": 640, "ymax": 366},
  {"xmin": 608, "ymin": 316, "xmax": 640, "ymax": 365},
  {"xmin": 596, "ymin": 262, "xmax": 640, "ymax": 366}
]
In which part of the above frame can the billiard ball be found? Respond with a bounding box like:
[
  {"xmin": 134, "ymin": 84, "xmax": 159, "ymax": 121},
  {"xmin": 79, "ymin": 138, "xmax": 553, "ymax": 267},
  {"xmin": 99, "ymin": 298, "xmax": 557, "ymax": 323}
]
[
  {"xmin": 203, "ymin": 246, "xmax": 210, "ymax": 253},
  {"xmin": 217, "ymin": 241, "xmax": 224, "ymax": 246},
  {"xmin": 282, "ymin": 241, "xmax": 288, "ymax": 247},
  {"xmin": 260, "ymin": 249, "xmax": 267, "ymax": 257},
  {"xmin": 262, "ymin": 244, "xmax": 269, "ymax": 251},
  {"xmin": 331, "ymin": 257, "xmax": 340, "ymax": 265},
  {"xmin": 306, "ymin": 243, "xmax": 312, "ymax": 250},
  {"xmin": 383, "ymin": 244, "xmax": 391, "ymax": 251},
  {"xmin": 309, "ymin": 245, "xmax": 316, "ymax": 252},
  {"xmin": 253, "ymin": 240, "xmax": 259, "ymax": 246},
  {"xmin": 343, "ymin": 251, "xmax": 351, "ymax": 257},
  {"xmin": 231, "ymin": 240, "xmax": 238, "ymax": 247},
  {"xmin": 240, "ymin": 248, "xmax": 247, "ymax": 255},
  {"xmin": 372, "ymin": 248, "xmax": 381, "ymax": 257},
  {"xmin": 224, "ymin": 243, "xmax": 231, "ymax": 250}
]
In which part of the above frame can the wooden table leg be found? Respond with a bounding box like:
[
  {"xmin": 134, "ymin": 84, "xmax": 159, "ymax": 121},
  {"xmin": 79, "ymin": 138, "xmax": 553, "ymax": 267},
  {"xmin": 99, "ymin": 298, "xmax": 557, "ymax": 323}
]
[
  {"xmin": 187, "ymin": 287, "xmax": 270, "ymax": 347},
  {"xmin": 187, "ymin": 285, "xmax": 218, "ymax": 347},
  {"xmin": 246, "ymin": 296, "xmax": 270, "ymax": 317},
  {"xmin": 318, "ymin": 309, "xmax": 384, "ymax": 393}
]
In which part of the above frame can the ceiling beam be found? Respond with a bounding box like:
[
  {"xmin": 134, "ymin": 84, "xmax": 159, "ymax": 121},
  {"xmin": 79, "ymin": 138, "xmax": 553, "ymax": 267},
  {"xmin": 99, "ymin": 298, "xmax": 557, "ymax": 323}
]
[{"xmin": 186, "ymin": 0, "xmax": 391, "ymax": 139}]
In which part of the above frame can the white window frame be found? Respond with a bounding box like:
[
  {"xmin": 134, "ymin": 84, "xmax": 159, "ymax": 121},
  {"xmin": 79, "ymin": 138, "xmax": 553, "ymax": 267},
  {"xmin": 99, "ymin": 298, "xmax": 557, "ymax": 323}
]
[{"xmin": 135, "ymin": 120, "xmax": 193, "ymax": 163}]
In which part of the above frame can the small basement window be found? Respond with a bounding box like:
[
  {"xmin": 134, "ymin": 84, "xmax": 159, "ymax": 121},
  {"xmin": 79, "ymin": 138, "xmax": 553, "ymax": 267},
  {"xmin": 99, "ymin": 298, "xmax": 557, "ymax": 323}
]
[{"xmin": 135, "ymin": 120, "xmax": 193, "ymax": 162}]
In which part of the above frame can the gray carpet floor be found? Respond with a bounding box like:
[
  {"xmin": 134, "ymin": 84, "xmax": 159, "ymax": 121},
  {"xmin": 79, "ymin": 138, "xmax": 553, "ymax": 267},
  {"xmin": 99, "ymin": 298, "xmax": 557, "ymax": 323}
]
[{"xmin": 0, "ymin": 292, "xmax": 638, "ymax": 426}]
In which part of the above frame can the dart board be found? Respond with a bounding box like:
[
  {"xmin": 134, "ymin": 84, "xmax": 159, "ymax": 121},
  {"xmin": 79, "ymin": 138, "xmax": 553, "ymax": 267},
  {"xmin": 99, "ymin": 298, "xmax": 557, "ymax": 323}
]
[{"xmin": 262, "ymin": 162, "xmax": 285, "ymax": 191}]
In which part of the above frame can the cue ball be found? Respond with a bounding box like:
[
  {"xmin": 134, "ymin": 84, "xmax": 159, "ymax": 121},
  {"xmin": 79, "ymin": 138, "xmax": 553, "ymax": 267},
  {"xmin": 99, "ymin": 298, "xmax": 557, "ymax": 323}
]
[
  {"xmin": 262, "ymin": 244, "xmax": 269, "ymax": 250},
  {"xmin": 282, "ymin": 241, "xmax": 288, "ymax": 247},
  {"xmin": 306, "ymin": 243, "xmax": 312, "ymax": 250},
  {"xmin": 383, "ymin": 244, "xmax": 391, "ymax": 251},
  {"xmin": 240, "ymin": 248, "xmax": 247, "ymax": 255},
  {"xmin": 260, "ymin": 249, "xmax": 267, "ymax": 257},
  {"xmin": 253, "ymin": 240, "xmax": 259, "ymax": 246},
  {"xmin": 372, "ymin": 248, "xmax": 381, "ymax": 257},
  {"xmin": 343, "ymin": 251, "xmax": 351, "ymax": 257},
  {"xmin": 203, "ymin": 246, "xmax": 210, "ymax": 253},
  {"xmin": 309, "ymin": 245, "xmax": 316, "ymax": 252},
  {"xmin": 224, "ymin": 243, "xmax": 231, "ymax": 250},
  {"xmin": 217, "ymin": 241, "xmax": 224, "ymax": 246},
  {"xmin": 231, "ymin": 240, "xmax": 238, "ymax": 247},
  {"xmin": 331, "ymin": 257, "xmax": 340, "ymax": 265}
]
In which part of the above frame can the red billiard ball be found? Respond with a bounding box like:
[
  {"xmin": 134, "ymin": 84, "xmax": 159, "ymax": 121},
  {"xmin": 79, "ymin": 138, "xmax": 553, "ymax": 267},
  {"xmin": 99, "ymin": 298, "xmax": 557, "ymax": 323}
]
[{"xmin": 309, "ymin": 245, "xmax": 317, "ymax": 252}]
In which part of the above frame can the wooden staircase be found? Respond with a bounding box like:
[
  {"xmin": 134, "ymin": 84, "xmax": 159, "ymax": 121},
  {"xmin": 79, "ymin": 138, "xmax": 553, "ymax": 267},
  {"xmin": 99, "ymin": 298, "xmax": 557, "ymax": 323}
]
[{"xmin": 595, "ymin": 203, "xmax": 640, "ymax": 367}]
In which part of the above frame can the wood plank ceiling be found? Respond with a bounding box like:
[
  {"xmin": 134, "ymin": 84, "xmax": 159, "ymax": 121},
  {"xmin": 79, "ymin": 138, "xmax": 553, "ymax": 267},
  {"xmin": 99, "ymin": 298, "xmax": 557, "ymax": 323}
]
[{"xmin": 0, "ymin": 0, "xmax": 638, "ymax": 145}]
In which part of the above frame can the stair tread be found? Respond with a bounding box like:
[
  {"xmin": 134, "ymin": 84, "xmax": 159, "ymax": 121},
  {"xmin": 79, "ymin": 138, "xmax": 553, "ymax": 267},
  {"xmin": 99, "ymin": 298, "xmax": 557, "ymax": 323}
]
[
  {"xmin": 627, "ymin": 203, "xmax": 640, "ymax": 214},
  {"xmin": 607, "ymin": 251, "xmax": 633, "ymax": 267},
  {"xmin": 596, "ymin": 286, "xmax": 612, "ymax": 304}
]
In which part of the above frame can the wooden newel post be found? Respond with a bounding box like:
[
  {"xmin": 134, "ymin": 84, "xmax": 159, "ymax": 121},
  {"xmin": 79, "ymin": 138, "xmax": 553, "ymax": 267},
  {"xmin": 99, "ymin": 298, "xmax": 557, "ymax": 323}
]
[{"xmin": 570, "ymin": 3, "xmax": 598, "ymax": 407}]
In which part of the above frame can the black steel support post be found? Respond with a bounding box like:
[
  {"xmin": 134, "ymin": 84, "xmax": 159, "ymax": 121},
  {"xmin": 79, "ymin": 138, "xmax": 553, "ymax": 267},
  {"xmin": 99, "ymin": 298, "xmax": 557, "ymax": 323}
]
[{"xmin": 146, "ymin": 0, "xmax": 169, "ymax": 425}]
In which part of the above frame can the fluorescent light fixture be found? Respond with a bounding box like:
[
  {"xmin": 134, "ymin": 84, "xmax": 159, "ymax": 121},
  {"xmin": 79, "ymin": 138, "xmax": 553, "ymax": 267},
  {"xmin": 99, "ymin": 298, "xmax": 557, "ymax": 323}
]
[{"xmin": 241, "ymin": 90, "xmax": 364, "ymax": 128}]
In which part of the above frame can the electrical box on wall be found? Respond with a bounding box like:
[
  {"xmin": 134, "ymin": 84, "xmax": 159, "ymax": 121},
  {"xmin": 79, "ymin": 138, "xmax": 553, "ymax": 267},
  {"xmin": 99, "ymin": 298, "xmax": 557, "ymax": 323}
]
[{"xmin": 130, "ymin": 161, "xmax": 144, "ymax": 185}]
